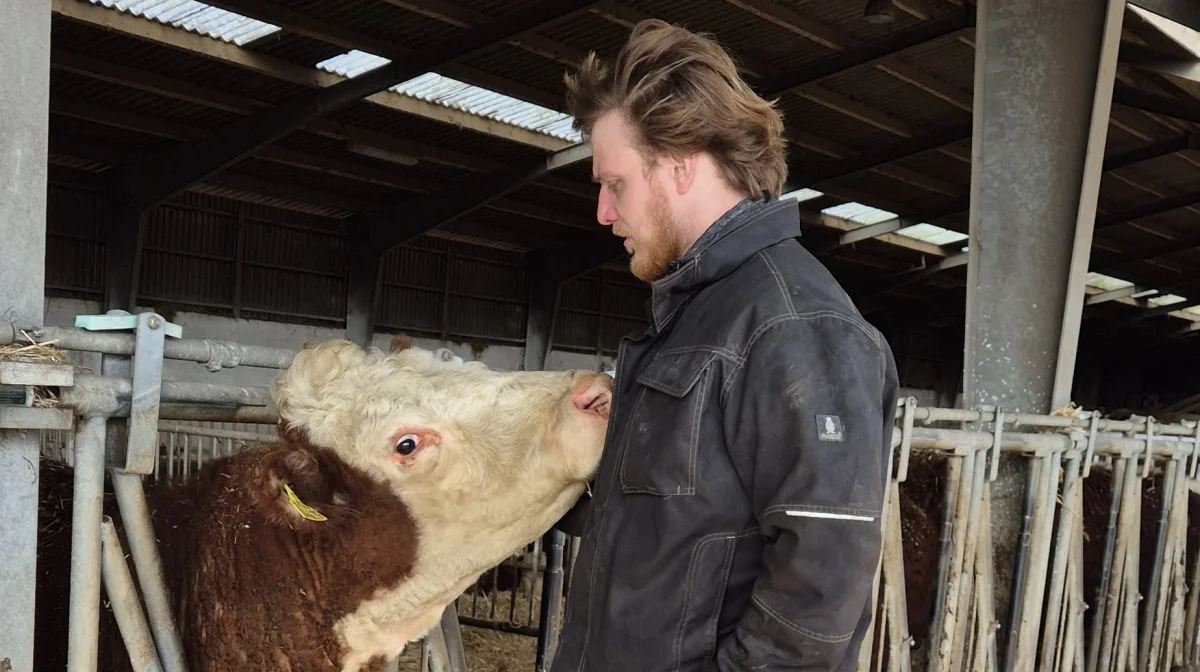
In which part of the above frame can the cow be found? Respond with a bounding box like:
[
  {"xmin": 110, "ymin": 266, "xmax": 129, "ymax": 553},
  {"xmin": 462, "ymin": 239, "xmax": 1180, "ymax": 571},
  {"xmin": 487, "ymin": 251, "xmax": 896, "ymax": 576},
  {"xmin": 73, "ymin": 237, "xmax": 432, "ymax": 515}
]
[{"xmin": 33, "ymin": 337, "xmax": 613, "ymax": 672}]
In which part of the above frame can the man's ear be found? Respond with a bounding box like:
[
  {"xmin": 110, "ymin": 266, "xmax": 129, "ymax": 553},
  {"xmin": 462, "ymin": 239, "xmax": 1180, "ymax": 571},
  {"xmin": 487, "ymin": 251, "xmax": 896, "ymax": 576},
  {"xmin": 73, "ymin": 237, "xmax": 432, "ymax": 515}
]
[
  {"xmin": 257, "ymin": 446, "xmax": 355, "ymax": 529},
  {"xmin": 669, "ymin": 153, "xmax": 697, "ymax": 195}
]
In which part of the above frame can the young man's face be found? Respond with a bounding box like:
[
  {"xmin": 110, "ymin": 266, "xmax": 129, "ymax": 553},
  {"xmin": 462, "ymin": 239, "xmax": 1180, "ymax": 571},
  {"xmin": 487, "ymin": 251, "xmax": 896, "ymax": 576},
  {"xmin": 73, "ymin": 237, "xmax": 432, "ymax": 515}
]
[{"xmin": 590, "ymin": 111, "xmax": 688, "ymax": 284}]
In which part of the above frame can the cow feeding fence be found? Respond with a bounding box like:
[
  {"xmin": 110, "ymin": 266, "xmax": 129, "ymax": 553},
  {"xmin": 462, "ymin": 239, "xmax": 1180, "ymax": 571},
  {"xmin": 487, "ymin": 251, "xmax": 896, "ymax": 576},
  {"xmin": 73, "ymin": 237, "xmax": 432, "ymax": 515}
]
[
  {"xmin": 7, "ymin": 311, "xmax": 1200, "ymax": 672},
  {"xmin": 2, "ymin": 311, "xmax": 566, "ymax": 672}
]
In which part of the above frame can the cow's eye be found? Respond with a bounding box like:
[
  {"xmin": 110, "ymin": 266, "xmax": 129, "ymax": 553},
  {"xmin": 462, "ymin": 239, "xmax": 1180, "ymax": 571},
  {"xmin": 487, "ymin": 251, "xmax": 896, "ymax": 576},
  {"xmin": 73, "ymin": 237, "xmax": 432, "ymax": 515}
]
[{"xmin": 395, "ymin": 434, "xmax": 419, "ymax": 455}]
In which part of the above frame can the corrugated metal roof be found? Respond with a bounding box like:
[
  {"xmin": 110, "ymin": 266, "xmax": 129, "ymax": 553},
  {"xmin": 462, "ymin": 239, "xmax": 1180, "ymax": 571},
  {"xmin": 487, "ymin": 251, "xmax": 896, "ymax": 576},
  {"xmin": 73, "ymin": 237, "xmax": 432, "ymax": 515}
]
[
  {"xmin": 89, "ymin": 0, "xmax": 280, "ymax": 45},
  {"xmin": 316, "ymin": 50, "xmax": 581, "ymax": 142}
]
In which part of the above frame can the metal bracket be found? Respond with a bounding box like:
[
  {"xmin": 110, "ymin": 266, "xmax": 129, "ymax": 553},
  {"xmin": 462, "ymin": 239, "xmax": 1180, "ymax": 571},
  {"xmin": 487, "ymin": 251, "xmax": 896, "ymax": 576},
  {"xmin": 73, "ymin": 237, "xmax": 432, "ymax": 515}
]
[
  {"xmin": 1143, "ymin": 416, "xmax": 1156, "ymax": 479},
  {"xmin": 988, "ymin": 406, "xmax": 1004, "ymax": 481},
  {"xmin": 75, "ymin": 313, "xmax": 183, "ymax": 339},
  {"xmin": 1190, "ymin": 420, "xmax": 1200, "ymax": 480},
  {"xmin": 77, "ymin": 310, "xmax": 181, "ymax": 475},
  {"xmin": 1082, "ymin": 412, "xmax": 1100, "ymax": 478},
  {"xmin": 896, "ymin": 397, "xmax": 916, "ymax": 483}
]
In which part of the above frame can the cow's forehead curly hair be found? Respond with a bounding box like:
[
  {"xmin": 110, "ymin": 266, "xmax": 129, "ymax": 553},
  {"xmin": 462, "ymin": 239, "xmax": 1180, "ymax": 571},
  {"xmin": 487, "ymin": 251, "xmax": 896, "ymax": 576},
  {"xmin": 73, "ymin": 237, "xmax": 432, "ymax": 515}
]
[
  {"xmin": 273, "ymin": 339, "xmax": 552, "ymax": 461},
  {"xmin": 564, "ymin": 18, "xmax": 788, "ymax": 199}
]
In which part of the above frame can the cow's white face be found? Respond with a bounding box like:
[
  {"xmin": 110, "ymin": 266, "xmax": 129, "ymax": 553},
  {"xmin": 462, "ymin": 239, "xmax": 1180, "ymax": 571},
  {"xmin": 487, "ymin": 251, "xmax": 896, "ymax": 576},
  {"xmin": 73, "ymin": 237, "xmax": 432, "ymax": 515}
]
[{"xmin": 274, "ymin": 339, "xmax": 611, "ymax": 567}]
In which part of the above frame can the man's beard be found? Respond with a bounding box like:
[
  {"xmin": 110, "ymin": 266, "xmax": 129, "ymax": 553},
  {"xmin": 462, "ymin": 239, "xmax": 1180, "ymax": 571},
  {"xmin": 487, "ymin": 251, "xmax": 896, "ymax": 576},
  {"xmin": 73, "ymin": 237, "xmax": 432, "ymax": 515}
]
[{"xmin": 628, "ymin": 184, "xmax": 687, "ymax": 284}]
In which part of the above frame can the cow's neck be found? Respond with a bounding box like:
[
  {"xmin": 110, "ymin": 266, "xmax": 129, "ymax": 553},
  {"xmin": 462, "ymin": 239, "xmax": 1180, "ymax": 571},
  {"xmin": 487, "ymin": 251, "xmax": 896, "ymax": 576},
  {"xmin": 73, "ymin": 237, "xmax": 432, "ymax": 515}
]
[{"xmin": 334, "ymin": 480, "xmax": 587, "ymax": 668}]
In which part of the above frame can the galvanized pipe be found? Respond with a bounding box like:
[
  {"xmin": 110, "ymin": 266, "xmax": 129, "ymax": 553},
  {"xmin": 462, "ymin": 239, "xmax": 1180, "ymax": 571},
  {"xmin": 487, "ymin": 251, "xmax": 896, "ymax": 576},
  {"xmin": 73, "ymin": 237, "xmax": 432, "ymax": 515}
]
[
  {"xmin": 111, "ymin": 472, "xmax": 189, "ymax": 672},
  {"xmin": 925, "ymin": 455, "xmax": 962, "ymax": 672},
  {"xmin": 932, "ymin": 450, "xmax": 977, "ymax": 672},
  {"xmin": 101, "ymin": 516, "xmax": 165, "ymax": 672},
  {"xmin": 1013, "ymin": 452, "xmax": 1063, "ymax": 672},
  {"xmin": 950, "ymin": 449, "xmax": 990, "ymax": 670},
  {"xmin": 1138, "ymin": 457, "xmax": 1178, "ymax": 671},
  {"xmin": 61, "ymin": 374, "xmax": 275, "ymax": 416},
  {"xmin": 1099, "ymin": 460, "xmax": 1141, "ymax": 672},
  {"xmin": 912, "ymin": 407, "xmax": 1198, "ymax": 439},
  {"xmin": 3, "ymin": 324, "xmax": 297, "ymax": 370},
  {"xmin": 535, "ymin": 529, "xmax": 567, "ymax": 672},
  {"xmin": 66, "ymin": 415, "xmax": 108, "ymax": 672},
  {"xmin": 1005, "ymin": 459, "xmax": 1039, "ymax": 670},
  {"xmin": 1086, "ymin": 456, "xmax": 1127, "ymax": 672},
  {"xmin": 1039, "ymin": 454, "xmax": 1082, "ymax": 672}
]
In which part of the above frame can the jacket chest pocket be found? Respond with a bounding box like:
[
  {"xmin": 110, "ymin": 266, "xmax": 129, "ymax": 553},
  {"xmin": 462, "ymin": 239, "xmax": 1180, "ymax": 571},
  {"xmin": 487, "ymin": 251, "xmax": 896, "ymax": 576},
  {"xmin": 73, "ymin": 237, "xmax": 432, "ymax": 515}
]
[{"xmin": 618, "ymin": 349, "xmax": 717, "ymax": 497}]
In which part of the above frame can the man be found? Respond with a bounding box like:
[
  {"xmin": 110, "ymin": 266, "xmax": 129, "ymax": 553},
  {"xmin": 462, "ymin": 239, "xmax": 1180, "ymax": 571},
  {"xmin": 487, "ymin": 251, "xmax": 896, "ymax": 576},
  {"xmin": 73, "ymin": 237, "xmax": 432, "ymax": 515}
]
[{"xmin": 548, "ymin": 18, "xmax": 900, "ymax": 672}]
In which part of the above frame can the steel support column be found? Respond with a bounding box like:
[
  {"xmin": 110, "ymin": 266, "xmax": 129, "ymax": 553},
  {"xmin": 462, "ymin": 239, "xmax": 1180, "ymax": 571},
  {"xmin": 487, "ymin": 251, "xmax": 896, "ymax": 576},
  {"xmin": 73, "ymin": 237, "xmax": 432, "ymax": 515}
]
[
  {"xmin": 345, "ymin": 218, "xmax": 383, "ymax": 349},
  {"xmin": 963, "ymin": 0, "xmax": 1124, "ymax": 663},
  {"xmin": 0, "ymin": 3, "xmax": 50, "ymax": 670},
  {"xmin": 104, "ymin": 201, "xmax": 144, "ymax": 312}
]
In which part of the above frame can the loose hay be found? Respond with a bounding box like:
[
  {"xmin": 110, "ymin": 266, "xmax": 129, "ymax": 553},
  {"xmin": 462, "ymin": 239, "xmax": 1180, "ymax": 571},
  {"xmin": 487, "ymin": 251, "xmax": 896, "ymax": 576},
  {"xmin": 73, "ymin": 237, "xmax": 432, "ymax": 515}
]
[
  {"xmin": 393, "ymin": 568, "xmax": 563, "ymax": 672},
  {"xmin": 0, "ymin": 333, "xmax": 89, "ymax": 408}
]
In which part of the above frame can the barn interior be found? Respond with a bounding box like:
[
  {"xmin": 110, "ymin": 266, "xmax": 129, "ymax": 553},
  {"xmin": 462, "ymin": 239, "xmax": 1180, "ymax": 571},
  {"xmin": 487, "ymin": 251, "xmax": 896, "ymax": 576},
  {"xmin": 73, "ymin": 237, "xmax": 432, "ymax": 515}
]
[{"xmin": 5, "ymin": 0, "xmax": 1200, "ymax": 670}]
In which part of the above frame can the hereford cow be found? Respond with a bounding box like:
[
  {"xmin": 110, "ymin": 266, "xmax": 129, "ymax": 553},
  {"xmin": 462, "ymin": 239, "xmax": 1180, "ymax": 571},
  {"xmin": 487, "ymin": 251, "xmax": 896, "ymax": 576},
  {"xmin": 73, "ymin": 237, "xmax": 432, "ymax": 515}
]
[{"xmin": 34, "ymin": 338, "xmax": 613, "ymax": 672}]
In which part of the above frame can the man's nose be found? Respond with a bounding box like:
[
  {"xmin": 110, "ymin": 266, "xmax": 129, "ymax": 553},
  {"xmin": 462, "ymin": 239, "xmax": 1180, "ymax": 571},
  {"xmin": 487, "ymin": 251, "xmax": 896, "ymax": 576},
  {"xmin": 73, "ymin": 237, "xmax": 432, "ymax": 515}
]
[{"xmin": 596, "ymin": 188, "xmax": 618, "ymax": 226}]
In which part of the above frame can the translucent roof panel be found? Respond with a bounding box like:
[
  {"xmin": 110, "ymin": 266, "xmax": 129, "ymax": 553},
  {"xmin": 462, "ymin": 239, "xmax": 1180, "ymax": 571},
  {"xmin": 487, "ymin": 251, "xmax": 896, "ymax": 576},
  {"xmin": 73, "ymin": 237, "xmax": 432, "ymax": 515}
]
[
  {"xmin": 89, "ymin": 0, "xmax": 281, "ymax": 45},
  {"xmin": 316, "ymin": 50, "xmax": 581, "ymax": 143},
  {"xmin": 1086, "ymin": 272, "xmax": 1135, "ymax": 291}
]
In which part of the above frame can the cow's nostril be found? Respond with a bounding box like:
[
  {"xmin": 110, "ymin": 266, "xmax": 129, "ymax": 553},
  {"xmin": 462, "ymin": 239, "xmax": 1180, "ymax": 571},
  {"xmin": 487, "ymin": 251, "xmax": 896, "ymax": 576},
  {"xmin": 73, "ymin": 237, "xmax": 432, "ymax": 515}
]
[{"xmin": 572, "ymin": 376, "xmax": 613, "ymax": 417}]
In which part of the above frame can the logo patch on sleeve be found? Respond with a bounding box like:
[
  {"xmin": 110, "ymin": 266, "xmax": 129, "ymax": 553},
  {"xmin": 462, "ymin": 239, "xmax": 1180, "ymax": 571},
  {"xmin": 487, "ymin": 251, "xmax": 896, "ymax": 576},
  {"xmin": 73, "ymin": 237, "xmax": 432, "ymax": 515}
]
[{"xmin": 816, "ymin": 414, "xmax": 844, "ymax": 442}]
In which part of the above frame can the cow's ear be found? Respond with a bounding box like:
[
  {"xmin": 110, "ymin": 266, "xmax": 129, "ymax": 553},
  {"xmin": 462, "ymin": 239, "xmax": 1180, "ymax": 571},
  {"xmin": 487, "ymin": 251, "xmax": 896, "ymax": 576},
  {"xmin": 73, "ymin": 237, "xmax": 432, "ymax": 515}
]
[{"xmin": 258, "ymin": 446, "xmax": 354, "ymax": 528}]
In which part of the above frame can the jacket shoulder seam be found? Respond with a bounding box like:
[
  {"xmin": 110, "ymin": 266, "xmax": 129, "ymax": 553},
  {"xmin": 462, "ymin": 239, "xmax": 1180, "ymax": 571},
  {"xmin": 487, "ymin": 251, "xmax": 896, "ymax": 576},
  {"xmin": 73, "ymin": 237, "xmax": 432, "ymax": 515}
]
[
  {"xmin": 720, "ymin": 311, "xmax": 884, "ymax": 405},
  {"xmin": 755, "ymin": 250, "xmax": 797, "ymax": 316}
]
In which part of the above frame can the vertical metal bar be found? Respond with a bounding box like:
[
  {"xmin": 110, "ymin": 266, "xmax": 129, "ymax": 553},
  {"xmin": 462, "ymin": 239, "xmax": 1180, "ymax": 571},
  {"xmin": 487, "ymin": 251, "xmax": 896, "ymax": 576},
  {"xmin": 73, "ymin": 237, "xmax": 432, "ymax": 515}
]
[
  {"xmin": 536, "ymin": 530, "xmax": 567, "ymax": 671},
  {"xmin": 933, "ymin": 451, "xmax": 976, "ymax": 671},
  {"xmin": 1005, "ymin": 459, "xmax": 1040, "ymax": 671},
  {"xmin": 1139, "ymin": 456, "xmax": 1177, "ymax": 671},
  {"xmin": 1086, "ymin": 457, "xmax": 1127, "ymax": 672},
  {"xmin": 111, "ymin": 472, "xmax": 189, "ymax": 672},
  {"xmin": 1014, "ymin": 452, "xmax": 1063, "ymax": 672},
  {"xmin": 1049, "ymin": 0, "xmax": 1127, "ymax": 408},
  {"xmin": 125, "ymin": 312, "xmax": 167, "ymax": 475},
  {"xmin": 950, "ymin": 448, "xmax": 991, "ymax": 670},
  {"xmin": 67, "ymin": 415, "xmax": 108, "ymax": 672},
  {"xmin": 437, "ymin": 603, "xmax": 468, "ymax": 672},
  {"xmin": 926, "ymin": 456, "xmax": 962, "ymax": 672},
  {"xmin": 101, "ymin": 516, "xmax": 165, "ymax": 672},
  {"xmin": 1097, "ymin": 456, "xmax": 1140, "ymax": 672},
  {"xmin": 1040, "ymin": 454, "xmax": 1083, "ymax": 672}
]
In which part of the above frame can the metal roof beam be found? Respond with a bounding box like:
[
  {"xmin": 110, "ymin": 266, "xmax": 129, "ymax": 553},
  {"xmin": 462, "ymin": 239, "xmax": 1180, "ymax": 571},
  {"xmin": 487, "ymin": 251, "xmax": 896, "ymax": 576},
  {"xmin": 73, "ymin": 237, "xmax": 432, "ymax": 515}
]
[
  {"xmin": 1112, "ymin": 83, "xmax": 1200, "ymax": 122},
  {"xmin": 201, "ymin": 0, "xmax": 566, "ymax": 111},
  {"xmin": 73, "ymin": 0, "xmax": 598, "ymax": 211},
  {"xmin": 789, "ymin": 122, "xmax": 973, "ymax": 190},
  {"xmin": 368, "ymin": 144, "xmax": 594, "ymax": 251},
  {"xmin": 759, "ymin": 8, "xmax": 975, "ymax": 98},
  {"xmin": 49, "ymin": 0, "xmax": 573, "ymax": 153},
  {"xmin": 1128, "ymin": 0, "xmax": 1200, "ymax": 33},
  {"xmin": 1095, "ymin": 188, "xmax": 1200, "ymax": 229}
]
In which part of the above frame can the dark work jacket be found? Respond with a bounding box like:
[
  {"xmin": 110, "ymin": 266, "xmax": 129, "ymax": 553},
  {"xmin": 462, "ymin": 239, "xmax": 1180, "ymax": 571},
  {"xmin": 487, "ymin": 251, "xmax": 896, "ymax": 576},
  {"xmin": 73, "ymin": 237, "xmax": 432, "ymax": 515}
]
[{"xmin": 549, "ymin": 196, "xmax": 900, "ymax": 672}]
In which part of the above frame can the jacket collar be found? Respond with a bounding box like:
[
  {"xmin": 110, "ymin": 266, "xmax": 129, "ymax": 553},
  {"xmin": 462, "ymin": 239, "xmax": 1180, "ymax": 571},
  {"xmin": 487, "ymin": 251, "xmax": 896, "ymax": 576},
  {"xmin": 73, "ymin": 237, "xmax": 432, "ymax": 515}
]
[{"xmin": 647, "ymin": 196, "xmax": 801, "ymax": 332}]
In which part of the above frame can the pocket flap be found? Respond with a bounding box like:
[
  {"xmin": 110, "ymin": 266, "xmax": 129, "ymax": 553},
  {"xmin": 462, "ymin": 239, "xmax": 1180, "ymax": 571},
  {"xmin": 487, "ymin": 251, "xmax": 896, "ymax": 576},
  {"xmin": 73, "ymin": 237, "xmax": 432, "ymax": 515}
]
[{"xmin": 636, "ymin": 349, "xmax": 716, "ymax": 398}]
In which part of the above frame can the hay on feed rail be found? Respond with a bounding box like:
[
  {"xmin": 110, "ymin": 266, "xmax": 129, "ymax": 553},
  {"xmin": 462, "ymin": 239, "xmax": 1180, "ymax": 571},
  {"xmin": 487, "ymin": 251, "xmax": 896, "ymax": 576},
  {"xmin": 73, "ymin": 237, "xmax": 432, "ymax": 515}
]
[{"xmin": 0, "ymin": 331, "xmax": 91, "ymax": 408}]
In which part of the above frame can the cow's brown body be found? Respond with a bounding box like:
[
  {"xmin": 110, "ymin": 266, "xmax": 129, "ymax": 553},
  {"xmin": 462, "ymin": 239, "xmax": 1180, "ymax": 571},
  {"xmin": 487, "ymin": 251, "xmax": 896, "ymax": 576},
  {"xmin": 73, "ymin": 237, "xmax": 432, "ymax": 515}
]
[{"xmin": 36, "ymin": 436, "xmax": 422, "ymax": 672}]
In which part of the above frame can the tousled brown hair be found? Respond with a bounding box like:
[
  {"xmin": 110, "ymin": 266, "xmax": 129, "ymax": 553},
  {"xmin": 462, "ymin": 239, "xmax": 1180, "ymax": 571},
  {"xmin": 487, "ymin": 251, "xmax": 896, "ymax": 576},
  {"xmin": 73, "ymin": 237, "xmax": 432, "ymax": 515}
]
[{"xmin": 564, "ymin": 19, "xmax": 788, "ymax": 199}]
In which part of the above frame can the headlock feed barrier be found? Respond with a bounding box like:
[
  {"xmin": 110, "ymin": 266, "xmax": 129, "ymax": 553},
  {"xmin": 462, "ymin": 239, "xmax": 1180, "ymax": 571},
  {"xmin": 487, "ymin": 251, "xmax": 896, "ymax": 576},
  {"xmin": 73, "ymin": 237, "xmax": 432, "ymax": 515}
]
[{"xmin": 5, "ymin": 310, "xmax": 1200, "ymax": 672}]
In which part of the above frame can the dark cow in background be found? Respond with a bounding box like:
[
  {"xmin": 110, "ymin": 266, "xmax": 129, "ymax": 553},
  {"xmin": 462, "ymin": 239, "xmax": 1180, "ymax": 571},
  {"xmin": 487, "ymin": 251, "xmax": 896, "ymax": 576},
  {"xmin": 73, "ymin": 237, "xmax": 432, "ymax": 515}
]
[{"xmin": 34, "ymin": 338, "xmax": 613, "ymax": 672}]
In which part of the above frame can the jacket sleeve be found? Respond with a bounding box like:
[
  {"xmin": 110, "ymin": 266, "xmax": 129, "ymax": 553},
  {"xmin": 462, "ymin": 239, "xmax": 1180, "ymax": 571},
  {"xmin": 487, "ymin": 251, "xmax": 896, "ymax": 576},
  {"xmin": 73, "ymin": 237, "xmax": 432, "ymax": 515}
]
[
  {"xmin": 714, "ymin": 314, "xmax": 897, "ymax": 671},
  {"xmin": 551, "ymin": 488, "xmax": 594, "ymax": 537}
]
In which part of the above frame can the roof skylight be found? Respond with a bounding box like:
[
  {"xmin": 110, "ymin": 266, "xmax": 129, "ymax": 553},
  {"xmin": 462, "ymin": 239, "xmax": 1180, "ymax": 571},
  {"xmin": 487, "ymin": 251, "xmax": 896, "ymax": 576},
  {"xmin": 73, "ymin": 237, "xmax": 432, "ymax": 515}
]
[{"xmin": 88, "ymin": 0, "xmax": 280, "ymax": 45}]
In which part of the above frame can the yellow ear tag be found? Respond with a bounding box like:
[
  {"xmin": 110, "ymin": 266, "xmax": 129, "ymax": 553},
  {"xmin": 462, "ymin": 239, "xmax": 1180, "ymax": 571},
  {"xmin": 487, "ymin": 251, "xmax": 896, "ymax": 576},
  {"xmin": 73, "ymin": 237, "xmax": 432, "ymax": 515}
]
[{"xmin": 283, "ymin": 483, "xmax": 328, "ymax": 522}]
